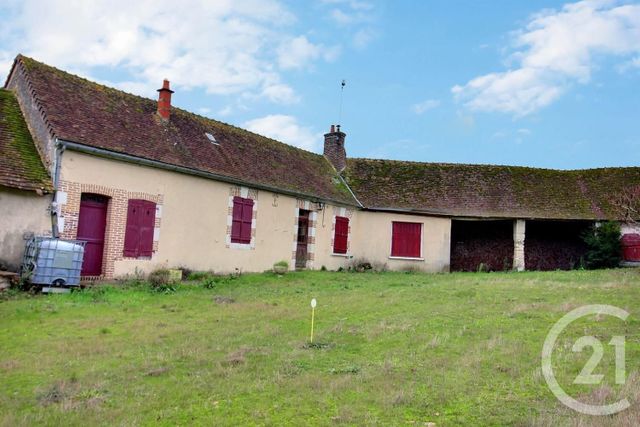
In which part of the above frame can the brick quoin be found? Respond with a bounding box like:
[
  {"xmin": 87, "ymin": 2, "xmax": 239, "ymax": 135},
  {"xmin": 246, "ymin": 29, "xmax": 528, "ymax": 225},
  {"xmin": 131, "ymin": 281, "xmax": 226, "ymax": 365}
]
[{"xmin": 59, "ymin": 180, "xmax": 163, "ymax": 278}]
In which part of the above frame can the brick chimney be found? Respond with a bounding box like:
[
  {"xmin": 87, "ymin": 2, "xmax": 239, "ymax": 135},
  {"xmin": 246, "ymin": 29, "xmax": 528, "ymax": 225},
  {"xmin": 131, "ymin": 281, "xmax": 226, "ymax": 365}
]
[
  {"xmin": 323, "ymin": 124, "xmax": 347, "ymax": 172},
  {"xmin": 157, "ymin": 79, "xmax": 174, "ymax": 120}
]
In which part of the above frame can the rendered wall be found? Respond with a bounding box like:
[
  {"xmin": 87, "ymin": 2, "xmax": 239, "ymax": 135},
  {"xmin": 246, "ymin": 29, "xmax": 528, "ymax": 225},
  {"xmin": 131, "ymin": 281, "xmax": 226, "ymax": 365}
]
[
  {"xmin": 58, "ymin": 151, "xmax": 357, "ymax": 277},
  {"xmin": 0, "ymin": 187, "xmax": 52, "ymax": 269},
  {"xmin": 350, "ymin": 211, "xmax": 451, "ymax": 273}
]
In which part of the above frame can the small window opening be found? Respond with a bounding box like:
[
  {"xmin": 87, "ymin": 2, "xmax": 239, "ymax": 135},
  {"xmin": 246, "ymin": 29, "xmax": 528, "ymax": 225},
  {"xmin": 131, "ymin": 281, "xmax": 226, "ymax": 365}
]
[{"xmin": 205, "ymin": 132, "xmax": 219, "ymax": 145}]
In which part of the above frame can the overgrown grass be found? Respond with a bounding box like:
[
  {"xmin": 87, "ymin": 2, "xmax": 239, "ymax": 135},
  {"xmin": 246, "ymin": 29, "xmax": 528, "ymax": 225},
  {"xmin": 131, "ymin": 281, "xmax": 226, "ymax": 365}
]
[{"xmin": 1, "ymin": 269, "xmax": 639, "ymax": 425}]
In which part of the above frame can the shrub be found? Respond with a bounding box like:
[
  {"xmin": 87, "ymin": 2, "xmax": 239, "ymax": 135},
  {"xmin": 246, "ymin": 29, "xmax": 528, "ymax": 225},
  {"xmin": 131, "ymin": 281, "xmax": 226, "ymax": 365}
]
[
  {"xmin": 347, "ymin": 258, "xmax": 372, "ymax": 272},
  {"xmin": 202, "ymin": 277, "xmax": 217, "ymax": 289},
  {"xmin": 148, "ymin": 269, "xmax": 176, "ymax": 293},
  {"xmin": 582, "ymin": 221, "xmax": 622, "ymax": 269},
  {"xmin": 187, "ymin": 271, "xmax": 215, "ymax": 281},
  {"xmin": 120, "ymin": 267, "xmax": 146, "ymax": 288},
  {"xmin": 347, "ymin": 258, "xmax": 387, "ymax": 273},
  {"xmin": 273, "ymin": 260, "xmax": 289, "ymax": 275},
  {"xmin": 179, "ymin": 266, "xmax": 193, "ymax": 281}
]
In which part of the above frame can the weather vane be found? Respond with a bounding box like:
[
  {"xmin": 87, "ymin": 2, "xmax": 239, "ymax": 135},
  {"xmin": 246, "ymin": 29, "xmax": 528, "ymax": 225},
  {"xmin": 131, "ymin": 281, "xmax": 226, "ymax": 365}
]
[{"xmin": 338, "ymin": 79, "xmax": 346, "ymax": 125}]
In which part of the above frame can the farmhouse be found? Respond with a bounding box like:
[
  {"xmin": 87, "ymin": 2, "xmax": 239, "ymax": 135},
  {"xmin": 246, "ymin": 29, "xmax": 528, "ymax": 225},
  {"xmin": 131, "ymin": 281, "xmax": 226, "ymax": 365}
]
[{"xmin": 1, "ymin": 55, "xmax": 639, "ymax": 278}]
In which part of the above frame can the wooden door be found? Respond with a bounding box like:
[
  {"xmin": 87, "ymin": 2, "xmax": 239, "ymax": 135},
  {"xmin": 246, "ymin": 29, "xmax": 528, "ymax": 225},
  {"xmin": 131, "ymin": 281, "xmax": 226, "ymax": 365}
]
[
  {"xmin": 296, "ymin": 210, "xmax": 310, "ymax": 269},
  {"xmin": 77, "ymin": 194, "xmax": 108, "ymax": 276}
]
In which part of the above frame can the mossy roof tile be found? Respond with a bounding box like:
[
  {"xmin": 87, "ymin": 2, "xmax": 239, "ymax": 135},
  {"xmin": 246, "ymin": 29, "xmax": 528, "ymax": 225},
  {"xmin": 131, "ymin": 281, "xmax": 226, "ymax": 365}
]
[
  {"xmin": 14, "ymin": 56, "xmax": 354, "ymax": 204},
  {"xmin": 344, "ymin": 158, "xmax": 640, "ymax": 220},
  {"xmin": 0, "ymin": 88, "xmax": 52, "ymax": 192}
]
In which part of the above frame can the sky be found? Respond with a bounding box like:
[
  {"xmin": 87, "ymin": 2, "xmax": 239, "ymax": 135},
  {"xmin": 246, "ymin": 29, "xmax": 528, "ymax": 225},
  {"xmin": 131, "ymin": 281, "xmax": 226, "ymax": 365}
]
[{"xmin": 1, "ymin": 0, "xmax": 639, "ymax": 169}]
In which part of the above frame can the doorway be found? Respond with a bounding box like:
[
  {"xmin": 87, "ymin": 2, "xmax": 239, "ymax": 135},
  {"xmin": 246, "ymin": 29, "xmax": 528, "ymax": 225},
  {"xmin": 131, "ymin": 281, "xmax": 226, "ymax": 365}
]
[
  {"xmin": 296, "ymin": 209, "xmax": 310, "ymax": 269},
  {"xmin": 77, "ymin": 193, "xmax": 109, "ymax": 276}
]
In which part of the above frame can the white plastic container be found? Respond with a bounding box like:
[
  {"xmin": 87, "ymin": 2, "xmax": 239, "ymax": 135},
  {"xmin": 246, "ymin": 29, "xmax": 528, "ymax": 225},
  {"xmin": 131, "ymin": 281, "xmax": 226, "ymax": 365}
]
[{"xmin": 22, "ymin": 237, "xmax": 86, "ymax": 287}]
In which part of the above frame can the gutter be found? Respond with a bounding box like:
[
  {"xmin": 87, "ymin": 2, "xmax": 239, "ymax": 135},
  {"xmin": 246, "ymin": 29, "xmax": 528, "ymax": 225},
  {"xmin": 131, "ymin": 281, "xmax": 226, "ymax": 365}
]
[
  {"xmin": 50, "ymin": 140, "xmax": 66, "ymax": 237},
  {"xmin": 363, "ymin": 206, "xmax": 454, "ymax": 218},
  {"xmin": 364, "ymin": 206, "xmax": 606, "ymax": 222},
  {"xmin": 56, "ymin": 139, "xmax": 360, "ymax": 208}
]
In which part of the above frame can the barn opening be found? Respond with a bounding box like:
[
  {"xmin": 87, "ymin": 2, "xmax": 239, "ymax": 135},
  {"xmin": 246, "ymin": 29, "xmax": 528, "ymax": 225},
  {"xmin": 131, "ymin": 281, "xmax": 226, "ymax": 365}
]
[
  {"xmin": 524, "ymin": 220, "xmax": 592, "ymax": 270},
  {"xmin": 450, "ymin": 220, "xmax": 514, "ymax": 272}
]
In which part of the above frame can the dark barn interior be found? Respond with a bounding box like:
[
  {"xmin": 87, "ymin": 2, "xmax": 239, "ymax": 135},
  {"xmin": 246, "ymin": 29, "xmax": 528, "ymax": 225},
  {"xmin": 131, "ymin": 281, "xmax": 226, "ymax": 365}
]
[
  {"xmin": 450, "ymin": 220, "xmax": 514, "ymax": 272},
  {"xmin": 524, "ymin": 220, "xmax": 593, "ymax": 270}
]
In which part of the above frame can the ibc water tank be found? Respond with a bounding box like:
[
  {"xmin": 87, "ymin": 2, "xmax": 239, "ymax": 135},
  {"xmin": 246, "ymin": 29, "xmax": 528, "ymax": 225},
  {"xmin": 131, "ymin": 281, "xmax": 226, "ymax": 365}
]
[{"xmin": 22, "ymin": 237, "xmax": 86, "ymax": 287}]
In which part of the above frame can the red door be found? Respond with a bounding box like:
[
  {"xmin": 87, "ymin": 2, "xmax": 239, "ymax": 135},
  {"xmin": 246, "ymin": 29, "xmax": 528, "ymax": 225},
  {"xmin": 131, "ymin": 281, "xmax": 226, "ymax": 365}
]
[
  {"xmin": 296, "ymin": 210, "xmax": 310, "ymax": 269},
  {"xmin": 77, "ymin": 194, "xmax": 109, "ymax": 276}
]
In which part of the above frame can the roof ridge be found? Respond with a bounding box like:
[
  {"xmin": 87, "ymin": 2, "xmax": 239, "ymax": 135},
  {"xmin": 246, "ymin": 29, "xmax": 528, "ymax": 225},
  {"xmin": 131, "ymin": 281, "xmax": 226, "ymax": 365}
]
[
  {"xmin": 10, "ymin": 56, "xmax": 57, "ymax": 141},
  {"xmin": 347, "ymin": 157, "xmax": 639, "ymax": 173},
  {"xmin": 10, "ymin": 55, "xmax": 357, "ymax": 205},
  {"xmin": 17, "ymin": 55, "xmax": 325, "ymax": 159}
]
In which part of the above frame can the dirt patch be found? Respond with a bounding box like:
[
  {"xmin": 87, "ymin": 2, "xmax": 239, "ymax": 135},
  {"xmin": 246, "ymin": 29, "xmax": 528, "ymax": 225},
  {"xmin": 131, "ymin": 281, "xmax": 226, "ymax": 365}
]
[
  {"xmin": 302, "ymin": 341, "xmax": 332, "ymax": 350},
  {"xmin": 37, "ymin": 380, "xmax": 107, "ymax": 410},
  {"xmin": 38, "ymin": 381, "xmax": 71, "ymax": 406},
  {"xmin": 222, "ymin": 347, "xmax": 253, "ymax": 367},
  {"xmin": 0, "ymin": 359, "xmax": 20, "ymax": 371},
  {"xmin": 213, "ymin": 296, "xmax": 235, "ymax": 304},
  {"xmin": 145, "ymin": 367, "xmax": 170, "ymax": 377}
]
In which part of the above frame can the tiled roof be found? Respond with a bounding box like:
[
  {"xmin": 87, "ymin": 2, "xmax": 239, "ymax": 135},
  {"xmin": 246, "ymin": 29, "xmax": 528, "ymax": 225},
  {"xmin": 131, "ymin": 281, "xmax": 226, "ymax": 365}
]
[
  {"xmin": 344, "ymin": 158, "xmax": 640, "ymax": 220},
  {"xmin": 12, "ymin": 56, "xmax": 355, "ymax": 205},
  {"xmin": 0, "ymin": 88, "xmax": 52, "ymax": 192}
]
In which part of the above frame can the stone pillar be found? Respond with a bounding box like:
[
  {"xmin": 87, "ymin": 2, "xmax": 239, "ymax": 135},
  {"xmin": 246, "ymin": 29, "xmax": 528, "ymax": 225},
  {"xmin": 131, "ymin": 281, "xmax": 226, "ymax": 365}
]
[{"xmin": 513, "ymin": 219, "xmax": 526, "ymax": 271}]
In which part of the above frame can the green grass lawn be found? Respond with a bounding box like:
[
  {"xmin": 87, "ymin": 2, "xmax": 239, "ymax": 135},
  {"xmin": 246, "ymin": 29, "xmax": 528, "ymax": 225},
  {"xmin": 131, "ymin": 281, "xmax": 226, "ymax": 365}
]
[{"xmin": 1, "ymin": 269, "xmax": 639, "ymax": 426}]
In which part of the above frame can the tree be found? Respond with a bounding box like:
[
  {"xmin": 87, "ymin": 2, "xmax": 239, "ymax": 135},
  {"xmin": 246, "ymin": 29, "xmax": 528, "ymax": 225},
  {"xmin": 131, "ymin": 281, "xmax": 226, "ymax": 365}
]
[
  {"xmin": 582, "ymin": 221, "xmax": 622, "ymax": 269},
  {"xmin": 611, "ymin": 185, "xmax": 640, "ymax": 225}
]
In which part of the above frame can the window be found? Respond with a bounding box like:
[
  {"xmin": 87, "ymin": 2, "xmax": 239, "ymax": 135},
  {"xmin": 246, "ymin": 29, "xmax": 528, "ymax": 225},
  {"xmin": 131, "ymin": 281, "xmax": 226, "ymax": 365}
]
[
  {"xmin": 333, "ymin": 216, "xmax": 349, "ymax": 254},
  {"xmin": 231, "ymin": 196, "xmax": 254, "ymax": 244},
  {"xmin": 124, "ymin": 199, "xmax": 156, "ymax": 258},
  {"xmin": 391, "ymin": 221, "xmax": 422, "ymax": 258}
]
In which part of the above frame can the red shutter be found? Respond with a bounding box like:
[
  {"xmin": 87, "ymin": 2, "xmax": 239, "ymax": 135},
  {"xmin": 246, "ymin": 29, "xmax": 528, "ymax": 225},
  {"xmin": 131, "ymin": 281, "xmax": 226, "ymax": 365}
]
[
  {"xmin": 241, "ymin": 198, "xmax": 254, "ymax": 244},
  {"xmin": 333, "ymin": 216, "xmax": 349, "ymax": 254},
  {"xmin": 124, "ymin": 200, "xmax": 141, "ymax": 257},
  {"xmin": 391, "ymin": 222, "xmax": 401, "ymax": 257},
  {"xmin": 391, "ymin": 222, "xmax": 421, "ymax": 258},
  {"xmin": 124, "ymin": 199, "xmax": 156, "ymax": 258},
  {"xmin": 231, "ymin": 196, "xmax": 253, "ymax": 244},
  {"xmin": 139, "ymin": 201, "xmax": 156, "ymax": 257},
  {"xmin": 408, "ymin": 223, "xmax": 421, "ymax": 257},
  {"xmin": 231, "ymin": 197, "xmax": 243, "ymax": 243}
]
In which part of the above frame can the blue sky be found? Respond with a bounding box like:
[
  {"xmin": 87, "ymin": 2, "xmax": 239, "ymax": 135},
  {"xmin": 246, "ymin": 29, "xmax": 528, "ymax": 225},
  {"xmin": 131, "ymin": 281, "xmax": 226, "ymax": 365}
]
[{"xmin": 1, "ymin": 0, "xmax": 639, "ymax": 169}]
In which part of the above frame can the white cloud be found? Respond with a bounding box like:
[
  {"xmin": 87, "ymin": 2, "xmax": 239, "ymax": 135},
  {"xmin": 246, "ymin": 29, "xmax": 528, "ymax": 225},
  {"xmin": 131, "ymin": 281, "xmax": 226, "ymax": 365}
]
[
  {"xmin": 0, "ymin": 0, "xmax": 339, "ymax": 105},
  {"xmin": 490, "ymin": 127, "xmax": 533, "ymax": 144},
  {"xmin": 261, "ymin": 83, "xmax": 300, "ymax": 104},
  {"xmin": 323, "ymin": 0, "xmax": 374, "ymax": 28},
  {"xmin": 453, "ymin": 0, "xmax": 640, "ymax": 116},
  {"xmin": 353, "ymin": 28, "xmax": 376, "ymax": 49},
  {"xmin": 411, "ymin": 99, "xmax": 440, "ymax": 115},
  {"xmin": 276, "ymin": 35, "xmax": 340, "ymax": 70},
  {"xmin": 321, "ymin": 0, "xmax": 373, "ymax": 11},
  {"xmin": 243, "ymin": 114, "xmax": 321, "ymax": 151}
]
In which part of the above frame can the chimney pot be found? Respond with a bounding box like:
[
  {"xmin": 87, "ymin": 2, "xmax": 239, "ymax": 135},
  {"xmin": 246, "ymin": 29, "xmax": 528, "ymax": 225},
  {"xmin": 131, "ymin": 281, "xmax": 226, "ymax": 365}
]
[
  {"xmin": 323, "ymin": 124, "xmax": 347, "ymax": 172},
  {"xmin": 157, "ymin": 79, "xmax": 175, "ymax": 121}
]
